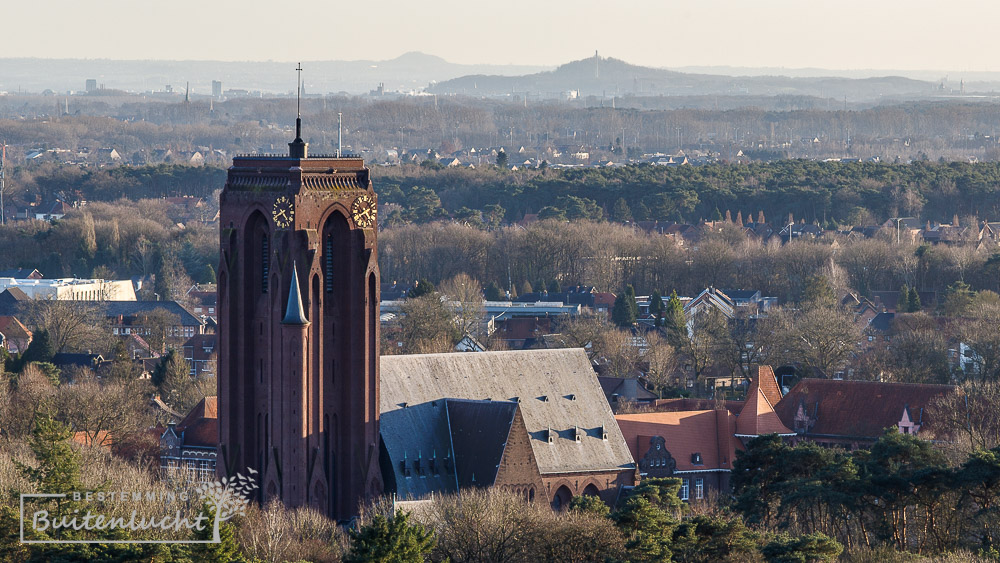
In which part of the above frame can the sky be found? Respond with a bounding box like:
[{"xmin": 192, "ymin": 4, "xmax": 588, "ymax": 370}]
[{"xmin": 6, "ymin": 0, "xmax": 999, "ymax": 72}]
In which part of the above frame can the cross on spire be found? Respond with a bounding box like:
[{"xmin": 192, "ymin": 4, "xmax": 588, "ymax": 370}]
[{"xmin": 294, "ymin": 63, "xmax": 303, "ymax": 141}]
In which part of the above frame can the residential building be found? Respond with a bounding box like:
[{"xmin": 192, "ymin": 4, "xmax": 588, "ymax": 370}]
[
  {"xmin": 160, "ymin": 397, "xmax": 218, "ymax": 483},
  {"xmin": 0, "ymin": 277, "xmax": 136, "ymax": 301},
  {"xmin": 616, "ymin": 366, "xmax": 793, "ymax": 499},
  {"xmin": 773, "ymin": 379, "xmax": 959, "ymax": 449}
]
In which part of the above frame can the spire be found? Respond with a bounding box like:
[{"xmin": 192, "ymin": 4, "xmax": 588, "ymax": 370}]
[
  {"xmin": 289, "ymin": 63, "xmax": 308, "ymax": 158},
  {"xmin": 282, "ymin": 261, "xmax": 309, "ymax": 325}
]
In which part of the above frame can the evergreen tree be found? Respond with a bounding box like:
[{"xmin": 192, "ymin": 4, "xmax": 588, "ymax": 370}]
[
  {"xmin": 612, "ymin": 285, "xmax": 638, "ymax": 327},
  {"xmin": 547, "ymin": 279, "xmax": 561, "ymax": 293},
  {"xmin": 900, "ymin": 284, "xmax": 911, "ymax": 312},
  {"xmin": 17, "ymin": 411, "xmax": 82, "ymax": 494},
  {"xmin": 407, "ymin": 279, "xmax": 435, "ymax": 299},
  {"xmin": 570, "ymin": 494, "xmax": 611, "ymax": 517},
  {"xmin": 663, "ymin": 291, "xmax": 687, "ymax": 348},
  {"xmin": 191, "ymin": 504, "xmax": 245, "ymax": 562},
  {"xmin": 346, "ymin": 511, "xmax": 435, "ymax": 563},
  {"xmin": 611, "ymin": 198, "xmax": 633, "ymax": 222},
  {"xmin": 634, "ymin": 201, "xmax": 651, "ymax": 221},
  {"xmin": 484, "ymin": 281, "xmax": 503, "ymax": 301},
  {"xmin": 519, "ymin": 280, "xmax": 533, "ymax": 296},
  {"xmin": 761, "ymin": 532, "xmax": 842, "ymax": 563},
  {"xmin": 908, "ymin": 286, "xmax": 921, "ymax": 312},
  {"xmin": 649, "ymin": 290, "xmax": 665, "ymax": 326},
  {"xmin": 801, "ymin": 275, "xmax": 835, "ymax": 309},
  {"xmin": 495, "ymin": 149, "xmax": 508, "ymax": 168},
  {"xmin": 201, "ymin": 263, "xmax": 217, "ymax": 284},
  {"xmin": 14, "ymin": 329, "xmax": 54, "ymax": 372}
]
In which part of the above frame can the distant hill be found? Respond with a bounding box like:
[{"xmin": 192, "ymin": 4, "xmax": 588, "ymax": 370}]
[
  {"xmin": 428, "ymin": 54, "xmax": 940, "ymax": 102},
  {"xmin": 0, "ymin": 53, "xmax": 551, "ymax": 96}
]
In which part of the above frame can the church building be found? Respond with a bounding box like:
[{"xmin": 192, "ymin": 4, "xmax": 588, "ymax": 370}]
[
  {"xmin": 217, "ymin": 110, "xmax": 381, "ymax": 520},
  {"xmin": 216, "ymin": 80, "xmax": 635, "ymax": 518}
]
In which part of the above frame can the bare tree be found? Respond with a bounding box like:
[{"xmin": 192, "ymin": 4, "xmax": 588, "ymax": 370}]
[
  {"xmin": 643, "ymin": 331, "xmax": 678, "ymax": 398},
  {"xmin": 439, "ymin": 273, "xmax": 486, "ymax": 339},
  {"xmin": 19, "ymin": 298, "xmax": 107, "ymax": 354},
  {"xmin": 593, "ymin": 326, "xmax": 641, "ymax": 378}
]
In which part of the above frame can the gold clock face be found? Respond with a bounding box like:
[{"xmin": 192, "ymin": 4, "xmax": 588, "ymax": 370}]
[
  {"xmin": 272, "ymin": 196, "xmax": 294, "ymax": 229},
  {"xmin": 351, "ymin": 193, "xmax": 377, "ymax": 228}
]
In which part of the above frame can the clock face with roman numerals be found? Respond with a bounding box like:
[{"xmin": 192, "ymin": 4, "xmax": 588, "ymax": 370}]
[
  {"xmin": 351, "ymin": 193, "xmax": 377, "ymax": 229},
  {"xmin": 272, "ymin": 196, "xmax": 294, "ymax": 229}
]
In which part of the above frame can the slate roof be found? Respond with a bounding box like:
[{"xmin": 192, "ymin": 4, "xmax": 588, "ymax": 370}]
[
  {"xmin": 598, "ymin": 376, "xmax": 658, "ymax": 404},
  {"xmin": 102, "ymin": 301, "xmax": 203, "ymax": 327},
  {"xmin": 380, "ymin": 349, "xmax": 635, "ymax": 477},
  {"xmin": 447, "ymin": 399, "xmax": 517, "ymax": 488},
  {"xmin": 0, "ymin": 268, "xmax": 42, "ymax": 279},
  {"xmin": 774, "ymin": 379, "xmax": 957, "ymax": 439},
  {"xmin": 0, "ymin": 288, "xmax": 29, "ymax": 315}
]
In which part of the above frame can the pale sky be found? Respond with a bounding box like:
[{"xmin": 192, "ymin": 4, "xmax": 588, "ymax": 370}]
[{"xmin": 6, "ymin": 0, "xmax": 998, "ymax": 71}]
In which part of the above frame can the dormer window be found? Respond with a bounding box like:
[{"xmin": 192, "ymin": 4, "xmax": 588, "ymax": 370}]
[
  {"xmin": 546, "ymin": 428, "xmax": 554, "ymax": 444},
  {"xmin": 691, "ymin": 453, "xmax": 703, "ymax": 466},
  {"xmin": 574, "ymin": 427, "xmax": 582, "ymax": 443}
]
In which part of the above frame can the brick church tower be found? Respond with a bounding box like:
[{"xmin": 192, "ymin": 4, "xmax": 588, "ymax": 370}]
[{"xmin": 217, "ymin": 102, "xmax": 380, "ymax": 519}]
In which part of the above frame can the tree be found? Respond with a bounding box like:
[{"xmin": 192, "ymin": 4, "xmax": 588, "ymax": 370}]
[
  {"xmin": 19, "ymin": 298, "xmax": 106, "ymax": 354},
  {"xmin": 943, "ymin": 281, "xmax": 975, "ymax": 317},
  {"xmin": 908, "ymin": 286, "xmax": 921, "ymax": 311},
  {"xmin": 439, "ymin": 273, "xmax": 485, "ymax": 338},
  {"xmin": 399, "ymin": 294, "xmax": 459, "ymax": 354},
  {"xmin": 663, "ymin": 291, "xmax": 687, "ymax": 349},
  {"xmin": 16, "ymin": 411, "xmax": 82, "ymax": 495},
  {"xmin": 408, "ymin": 278, "xmax": 435, "ymax": 299},
  {"xmin": 671, "ymin": 515, "xmax": 758, "ymax": 563},
  {"xmin": 960, "ymin": 301, "xmax": 1000, "ymax": 382},
  {"xmin": 760, "ymin": 532, "xmax": 842, "ymax": 563},
  {"xmin": 191, "ymin": 504, "xmax": 245, "ymax": 563},
  {"xmin": 141, "ymin": 307, "xmax": 181, "ymax": 354},
  {"xmin": 201, "ymin": 263, "xmax": 217, "ymax": 284},
  {"xmin": 801, "ymin": 275, "xmax": 836, "ymax": 308},
  {"xmin": 612, "ymin": 285, "xmax": 639, "ymax": 328},
  {"xmin": 611, "ymin": 198, "xmax": 632, "ymax": 223},
  {"xmin": 613, "ymin": 477, "xmax": 685, "ymax": 562},
  {"xmin": 772, "ymin": 305, "xmax": 861, "ymax": 376},
  {"xmin": 483, "ymin": 203, "xmax": 506, "ymax": 229},
  {"xmin": 14, "ymin": 328, "xmax": 55, "ymax": 370},
  {"xmin": 152, "ymin": 349, "xmax": 202, "ymax": 413},
  {"xmin": 569, "ymin": 494, "xmax": 610, "ymax": 518},
  {"xmin": 495, "ymin": 149, "xmax": 508, "ymax": 168},
  {"xmin": 484, "ymin": 281, "xmax": 503, "ymax": 301},
  {"xmin": 649, "ymin": 289, "xmax": 664, "ymax": 325},
  {"xmin": 593, "ymin": 327, "xmax": 640, "ymax": 378},
  {"xmin": 644, "ymin": 332, "xmax": 678, "ymax": 398},
  {"xmin": 346, "ymin": 511, "xmax": 435, "ymax": 563}
]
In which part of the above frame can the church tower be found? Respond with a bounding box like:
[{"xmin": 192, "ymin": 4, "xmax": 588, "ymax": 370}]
[{"xmin": 217, "ymin": 85, "xmax": 380, "ymax": 519}]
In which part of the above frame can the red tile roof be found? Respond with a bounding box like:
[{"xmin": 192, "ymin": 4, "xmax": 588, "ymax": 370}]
[
  {"xmin": 178, "ymin": 396, "xmax": 218, "ymax": 447},
  {"xmin": 774, "ymin": 379, "xmax": 957, "ymax": 439},
  {"xmin": 616, "ymin": 409, "xmax": 742, "ymax": 472},
  {"xmin": 755, "ymin": 365, "xmax": 782, "ymax": 407},
  {"xmin": 736, "ymin": 368, "xmax": 793, "ymax": 436}
]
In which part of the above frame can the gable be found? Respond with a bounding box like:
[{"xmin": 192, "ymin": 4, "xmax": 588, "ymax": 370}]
[{"xmin": 380, "ymin": 349, "xmax": 635, "ymax": 476}]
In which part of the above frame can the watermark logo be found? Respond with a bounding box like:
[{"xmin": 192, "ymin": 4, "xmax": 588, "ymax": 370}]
[{"xmin": 20, "ymin": 469, "xmax": 259, "ymax": 544}]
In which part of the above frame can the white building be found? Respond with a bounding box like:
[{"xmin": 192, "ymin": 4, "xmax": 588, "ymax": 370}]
[{"xmin": 0, "ymin": 278, "xmax": 136, "ymax": 301}]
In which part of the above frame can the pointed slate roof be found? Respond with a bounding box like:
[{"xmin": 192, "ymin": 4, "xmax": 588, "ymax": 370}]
[{"xmin": 282, "ymin": 263, "xmax": 309, "ymax": 325}]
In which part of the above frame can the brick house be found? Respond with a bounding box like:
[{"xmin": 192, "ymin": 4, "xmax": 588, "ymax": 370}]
[
  {"xmin": 616, "ymin": 366, "xmax": 793, "ymax": 501},
  {"xmin": 773, "ymin": 379, "xmax": 959, "ymax": 449},
  {"xmin": 160, "ymin": 397, "xmax": 218, "ymax": 483}
]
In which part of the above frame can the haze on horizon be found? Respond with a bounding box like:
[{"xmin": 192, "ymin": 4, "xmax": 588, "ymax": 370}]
[{"xmin": 7, "ymin": 0, "xmax": 999, "ymax": 74}]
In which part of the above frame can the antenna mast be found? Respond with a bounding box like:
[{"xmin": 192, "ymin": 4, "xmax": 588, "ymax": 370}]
[
  {"xmin": 338, "ymin": 112, "xmax": 343, "ymax": 158},
  {"xmin": 1, "ymin": 142, "xmax": 5, "ymax": 226},
  {"xmin": 295, "ymin": 62, "xmax": 303, "ymax": 141}
]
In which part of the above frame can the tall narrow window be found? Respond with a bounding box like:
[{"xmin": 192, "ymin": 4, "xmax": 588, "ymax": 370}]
[
  {"xmin": 261, "ymin": 235, "xmax": 269, "ymax": 293},
  {"xmin": 695, "ymin": 478, "xmax": 704, "ymax": 500},
  {"xmin": 324, "ymin": 235, "xmax": 334, "ymax": 293},
  {"xmin": 680, "ymin": 479, "xmax": 689, "ymax": 501}
]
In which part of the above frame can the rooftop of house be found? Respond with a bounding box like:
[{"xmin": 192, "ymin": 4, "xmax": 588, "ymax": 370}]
[
  {"xmin": 617, "ymin": 409, "xmax": 740, "ymax": 472},
  {"xmin": 175, "ymin": 396, "xmax": 218, "ymax": 448},
  {"xmin": 774, "ymin": 379, "xmax": 958, "ymax": 440}
]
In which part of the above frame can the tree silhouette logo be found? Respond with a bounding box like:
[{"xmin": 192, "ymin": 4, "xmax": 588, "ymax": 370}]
[{"xmin": 194, "ymin": 468, "xmax": 259, "ymax": 543}]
